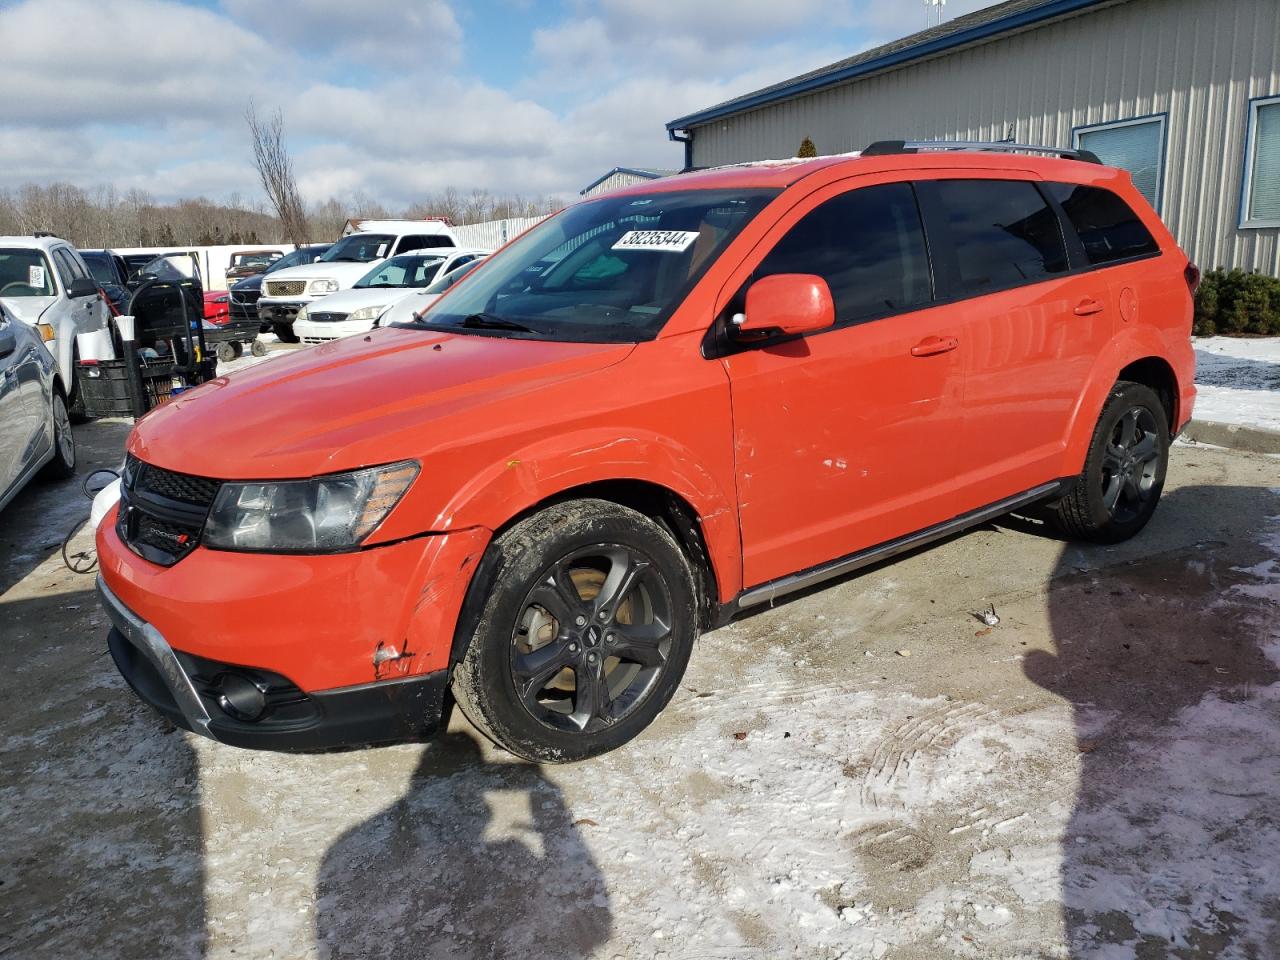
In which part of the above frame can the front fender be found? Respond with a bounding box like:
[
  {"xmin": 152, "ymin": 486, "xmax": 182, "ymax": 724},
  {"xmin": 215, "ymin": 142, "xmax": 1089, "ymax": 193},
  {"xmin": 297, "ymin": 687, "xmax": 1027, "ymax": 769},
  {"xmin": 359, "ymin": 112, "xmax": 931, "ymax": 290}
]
[
  {"xmin": 424, "ymin": 426, "xmax": 744, "ymax": 603},
  {"xmin": 1062, "ymin": 326, "xmax": 1182, "ymax": 475}
]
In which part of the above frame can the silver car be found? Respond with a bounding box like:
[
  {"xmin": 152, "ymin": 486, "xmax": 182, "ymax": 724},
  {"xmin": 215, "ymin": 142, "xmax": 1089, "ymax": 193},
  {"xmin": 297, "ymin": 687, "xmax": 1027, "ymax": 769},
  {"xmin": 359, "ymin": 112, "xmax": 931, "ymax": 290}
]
[{"xmin": 0, "ymin": 300, "xmax": 75, "ymax": 512}]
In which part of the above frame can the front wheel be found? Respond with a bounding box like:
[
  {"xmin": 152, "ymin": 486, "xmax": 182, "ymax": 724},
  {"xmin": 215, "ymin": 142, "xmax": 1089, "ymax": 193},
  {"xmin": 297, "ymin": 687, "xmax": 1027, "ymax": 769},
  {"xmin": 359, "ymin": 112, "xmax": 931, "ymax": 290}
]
[
  {"xmin": 272, "ymin": 322, "xmax": 299, "ymax": 343},
  {"xmin": 40, "ymin": 390, "xmax": 76, "ymax": 480},
  {"xmin": 1048, "ymin": 381, "xmax": 1169, "ymax": 543},
  {"xmin": 215, "ymin": 341, "xmax": 237, "ymax": 364},
  {"xmin": 452, "ymin": 499, "xmax": 699, "ymax": 762},
  {"xmin": 250, "ymin": 339, "xmax": 268, "ymax": 357}
]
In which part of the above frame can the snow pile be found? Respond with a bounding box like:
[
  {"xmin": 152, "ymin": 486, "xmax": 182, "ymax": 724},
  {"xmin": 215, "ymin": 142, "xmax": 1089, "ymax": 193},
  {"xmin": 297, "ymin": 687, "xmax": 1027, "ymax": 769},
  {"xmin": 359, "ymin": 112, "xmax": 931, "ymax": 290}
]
[{"xmin": 1193, "ymin": 336, "xmax": 1280, "ymax": 431}]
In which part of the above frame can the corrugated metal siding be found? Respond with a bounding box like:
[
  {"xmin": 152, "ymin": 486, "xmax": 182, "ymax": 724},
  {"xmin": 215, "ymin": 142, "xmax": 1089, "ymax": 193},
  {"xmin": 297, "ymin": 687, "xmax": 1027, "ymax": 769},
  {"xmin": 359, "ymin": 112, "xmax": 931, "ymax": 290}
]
[{"xmin": 689, "ymin": 0, "xmax": 1280, "ymax": 274}]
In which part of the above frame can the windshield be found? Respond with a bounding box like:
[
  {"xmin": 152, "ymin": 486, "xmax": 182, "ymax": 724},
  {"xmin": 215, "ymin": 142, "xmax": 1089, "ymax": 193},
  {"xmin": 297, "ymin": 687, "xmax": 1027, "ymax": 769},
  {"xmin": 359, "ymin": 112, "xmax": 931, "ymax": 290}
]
[
  {"xmin": 232, "ymin": 252, "xmax": 278, "ymax": 268},
  {"xmin": 81, "ymin": 253, "xmax": 118, "ymax": 286},
  {"xmin": 396, "ymin": 189, "xmax": 778, "ymax": 342},
  {"xmin": 423, "ymin": 259, "xmax": 482, "ymax": 294},
  {"xmin": 0, "ymin": 249, "xmax": 57, "ymax": 296},
  {"xmin": 320, "ymin": 234, "xmax": 394, "ymax": 263},
  {"xmin": 354, "ymin": 254, "xmax": 446, "ymax": 289},
  {"xmin": 266, "ymin": 245, "xmax": 328, "ymax": 273}
]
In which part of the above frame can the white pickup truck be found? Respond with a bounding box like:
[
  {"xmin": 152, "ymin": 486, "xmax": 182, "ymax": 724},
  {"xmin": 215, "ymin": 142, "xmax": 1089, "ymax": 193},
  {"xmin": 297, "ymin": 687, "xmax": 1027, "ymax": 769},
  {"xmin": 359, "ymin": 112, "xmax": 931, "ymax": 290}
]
[{"xmin": 256, "ymin": 220, "xmax": 458, "ymax": 342}]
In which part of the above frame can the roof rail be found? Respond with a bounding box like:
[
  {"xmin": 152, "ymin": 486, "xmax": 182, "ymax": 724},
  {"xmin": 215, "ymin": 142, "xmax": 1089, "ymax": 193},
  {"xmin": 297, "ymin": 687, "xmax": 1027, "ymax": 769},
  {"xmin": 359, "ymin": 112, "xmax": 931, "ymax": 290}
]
[{"xmin": 862, "ymin": 140, "xmax": 1102, "ymax": 164}]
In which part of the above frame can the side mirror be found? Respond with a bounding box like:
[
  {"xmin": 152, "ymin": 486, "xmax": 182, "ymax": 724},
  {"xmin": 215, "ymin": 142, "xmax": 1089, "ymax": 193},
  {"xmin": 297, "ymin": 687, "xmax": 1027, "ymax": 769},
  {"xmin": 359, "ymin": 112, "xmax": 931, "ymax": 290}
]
[
  {"xmin": 734, "ymin": 274, "xmax": 835, "ymax": 339},
  {"xmin": 68, "ymin": 276, "xmax": 99, "ymax": 299}
]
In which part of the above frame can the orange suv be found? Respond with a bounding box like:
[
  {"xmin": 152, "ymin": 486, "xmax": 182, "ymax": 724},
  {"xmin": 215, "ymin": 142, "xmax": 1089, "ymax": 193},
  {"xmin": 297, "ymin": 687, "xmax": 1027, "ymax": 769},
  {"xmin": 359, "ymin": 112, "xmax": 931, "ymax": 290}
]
[{"xmin": 98, "ymin": 141, "xmax": 1197, "ymax": 761}]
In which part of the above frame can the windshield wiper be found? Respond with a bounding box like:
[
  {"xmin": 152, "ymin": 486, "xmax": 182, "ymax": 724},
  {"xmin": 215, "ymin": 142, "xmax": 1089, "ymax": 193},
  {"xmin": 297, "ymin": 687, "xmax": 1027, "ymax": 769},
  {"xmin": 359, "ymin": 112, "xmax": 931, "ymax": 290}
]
[{"xmin": 460, "ymin": 312, "xmax": 538, "ymax": 333}]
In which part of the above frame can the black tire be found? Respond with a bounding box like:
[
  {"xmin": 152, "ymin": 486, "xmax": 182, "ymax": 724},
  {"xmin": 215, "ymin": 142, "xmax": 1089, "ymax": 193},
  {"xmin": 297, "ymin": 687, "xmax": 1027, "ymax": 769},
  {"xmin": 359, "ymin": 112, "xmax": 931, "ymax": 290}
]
[
  {"xmin": 215, "ymin": 341, "xmax": 237, "ymax": 364},
  {"xmin": 40, "ymin": 389, "xmax": 76, "ymax": 480},
  {"xmin": 1048, "ymin": 381, "xmax": 1169, "ymax": 543},
  {"xmin": 452, "ymin": 499, "xmax": 699, "ymax": 763},
  {"xmin": 66, "ymin": 346, "xmax": 90, "ymax": 423},
  {"xmin": 250, "ymin": 339, "xmax": 269, "ymax": 357},
  {"xmin": 273, "ymin": 322, "xmax": 299, "ymax": 343}
]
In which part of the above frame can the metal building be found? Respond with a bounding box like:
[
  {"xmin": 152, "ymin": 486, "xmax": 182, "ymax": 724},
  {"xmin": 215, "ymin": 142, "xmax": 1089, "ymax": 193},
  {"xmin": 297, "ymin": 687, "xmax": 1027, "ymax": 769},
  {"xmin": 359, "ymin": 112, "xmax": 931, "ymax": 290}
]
[
  {"xmin": 580, "ymin": 167, "xmax": 676, "ymax": 199},
  {"xmin": 666, "ymin": 0, "xmax": 1280, "ymax": 274}
]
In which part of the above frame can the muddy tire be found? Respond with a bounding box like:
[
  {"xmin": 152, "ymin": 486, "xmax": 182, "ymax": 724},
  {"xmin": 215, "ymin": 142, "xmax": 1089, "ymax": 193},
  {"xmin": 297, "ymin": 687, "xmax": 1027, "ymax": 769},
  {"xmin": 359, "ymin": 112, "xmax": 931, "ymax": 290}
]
[
  {"xmin": 1048, "ymin": 381, "xmax": 1169, "ymax": 543},
  {"xmin": 452, "ymin": 499, "xmax": 698, "ymax": 763},
  {"xmin": 250, "ymin": 339, "xmax": 268, "ymax": 357},
  {"xmin": 272, "ymin": 322, "xmax": 299, "ymax": 343},
  {"xmin": 215, "ymin": 341, "xmax": 237, "ymax": 364}
]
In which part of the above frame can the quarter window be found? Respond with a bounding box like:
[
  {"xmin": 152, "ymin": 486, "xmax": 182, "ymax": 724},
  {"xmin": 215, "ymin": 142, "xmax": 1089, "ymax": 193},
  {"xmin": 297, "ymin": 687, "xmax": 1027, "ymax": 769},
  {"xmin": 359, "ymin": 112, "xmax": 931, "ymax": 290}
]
[
  {"xmin": 1046, "ymin": 183, "xmax": 1159, "ymax": 266},
  {"xmin": 755, "ymin": 182, "xmax": 932, "ymax": 325},
  {"xmin": 1242, "ymin": 96, "xmax": 1280, "ymax": 228},
  {"xmin": 1073, "ymin": 116, "xmax": 1166, "ymax": 209},
  {"xmin": 933, "ymin": 180, "xmax": 1068, "ymax": 294}
]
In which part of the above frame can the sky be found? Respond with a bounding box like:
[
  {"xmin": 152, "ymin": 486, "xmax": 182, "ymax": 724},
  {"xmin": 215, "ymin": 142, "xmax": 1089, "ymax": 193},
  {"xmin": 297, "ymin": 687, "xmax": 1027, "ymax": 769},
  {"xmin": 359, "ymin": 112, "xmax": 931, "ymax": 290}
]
[{"xmin": 0, "ymin": 0, "xmax": 994, "ymax": 210}]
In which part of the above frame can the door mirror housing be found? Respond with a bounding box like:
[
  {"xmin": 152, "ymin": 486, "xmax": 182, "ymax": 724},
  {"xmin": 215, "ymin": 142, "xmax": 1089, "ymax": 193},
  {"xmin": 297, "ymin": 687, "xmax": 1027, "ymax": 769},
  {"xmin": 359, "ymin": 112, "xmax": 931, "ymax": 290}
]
[
  {"xmin": 735, "ymin": 274, "xmax": 835, "ymax": 339},
  {"xmin": 67, "ymin": 276, "xmax": 98, "ymax": 299}
]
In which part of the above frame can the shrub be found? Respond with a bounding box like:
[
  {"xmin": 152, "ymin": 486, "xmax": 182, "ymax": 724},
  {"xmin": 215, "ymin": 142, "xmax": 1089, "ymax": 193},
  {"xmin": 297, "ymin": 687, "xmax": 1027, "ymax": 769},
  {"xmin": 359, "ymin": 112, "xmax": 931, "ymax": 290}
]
[
  {"xmin": 796, "ymin": 137, "xmax": 817, "ymax": 159},
  {"xmin": 1193, "ymin": 268, "xmax": 1280, "ymax": 336}
]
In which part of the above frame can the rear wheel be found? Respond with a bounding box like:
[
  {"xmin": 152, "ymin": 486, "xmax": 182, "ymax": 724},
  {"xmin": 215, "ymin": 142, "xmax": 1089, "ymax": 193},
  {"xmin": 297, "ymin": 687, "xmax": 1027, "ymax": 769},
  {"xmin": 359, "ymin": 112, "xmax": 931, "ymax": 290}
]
[
  {"xmin": 1048, "ymin": 381, "xmax": 1169, "ymax": 543},
  {"xmin": 215, "ymin": 341, "xmax": 237, "ymax": 364},
  {"xmin": 452, "ymin": 499, "xmax": 698, "ymax": 762},
  {"xmin": 250, "ymin": 339, "xmax": 268, "ymax": 357},
  {"xmin": 67, "ymin": 345, "xmax": 90, "ymax": 423},
  {"xmin": 272, "ymin": 322, "xmax": 299, "ymax": 343},
  {"xmin": 40, "ymin": 390, "xmax": 76, "ymax": 480}
]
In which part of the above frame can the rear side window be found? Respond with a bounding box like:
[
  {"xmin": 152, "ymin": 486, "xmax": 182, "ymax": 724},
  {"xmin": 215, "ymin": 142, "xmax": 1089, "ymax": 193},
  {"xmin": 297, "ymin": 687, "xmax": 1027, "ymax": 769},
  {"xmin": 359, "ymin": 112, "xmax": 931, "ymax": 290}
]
[
  {"xmin": 396, "ymin": 235, "xmax": 455, "ymax": 253},
  {"xmin": 1046, "ymin": 183, "xmax": 1160, "ymax": 266},
  {"xmin": 755, "ymin": 182, "xmax": 932, "ymax": 325},
  {"xmin": 933, "ymin": 180, "xmax": 1068, "ymax": 294}
]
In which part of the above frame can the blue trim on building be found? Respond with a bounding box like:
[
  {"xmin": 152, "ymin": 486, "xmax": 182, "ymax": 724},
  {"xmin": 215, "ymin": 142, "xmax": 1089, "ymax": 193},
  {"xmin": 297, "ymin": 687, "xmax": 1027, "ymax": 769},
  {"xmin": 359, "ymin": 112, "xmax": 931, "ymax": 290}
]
[
  {"xmin": 666, "ymin": 0, "xmax": 1114, "ymax": 133},
  {"xmin": 1070, "ymin": 111, "xmax": 1169, "ymax": 214},
  {"xmin": 1239, "ymin": 92, "xmax": 1280, "ymax": 229},
  {"xmin": 579, "ymin": 167, "xmax": 670, "ymax": 195}
]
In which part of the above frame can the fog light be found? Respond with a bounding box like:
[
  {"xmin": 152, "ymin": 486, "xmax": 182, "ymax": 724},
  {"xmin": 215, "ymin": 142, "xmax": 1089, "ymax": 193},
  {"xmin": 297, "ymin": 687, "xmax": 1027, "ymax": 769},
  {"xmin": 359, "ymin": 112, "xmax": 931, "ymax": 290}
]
[{"xmin": 215, "ymin": 673, "xmax": 267, "ymax": 721}]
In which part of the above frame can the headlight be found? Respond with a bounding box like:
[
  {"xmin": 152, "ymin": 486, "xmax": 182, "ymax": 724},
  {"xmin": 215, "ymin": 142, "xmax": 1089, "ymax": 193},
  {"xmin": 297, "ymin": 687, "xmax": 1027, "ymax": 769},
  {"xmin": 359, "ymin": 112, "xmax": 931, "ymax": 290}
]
[
  {"xmin": 203, "ymin": 460, "xmax": 419, "ymax": 552},
  {"xmin": 349, "ymin": 305, "xmax": 385, "ymax": 322},
  {"xmin": 296, "ymin": 306, "xmax": 309, "ymax": 322},
  {"xmin": 309, "ymin": 279, "xmax": 339, "ymax": 294}
]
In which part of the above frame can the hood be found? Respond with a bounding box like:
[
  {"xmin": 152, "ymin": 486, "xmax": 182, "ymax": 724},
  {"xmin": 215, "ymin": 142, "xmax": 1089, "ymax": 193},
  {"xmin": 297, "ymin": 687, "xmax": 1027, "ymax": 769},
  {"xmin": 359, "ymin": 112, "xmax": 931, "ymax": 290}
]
[
  {"xmin": 380, "ymin": 291, "xmax": 442, "ymax": 326},
  {"xmin": 129, "ymin": 326, "xmax": 635, "ymax": 479},
  {"xmin": 263, "ymin": 261, "xmax": 375, "ymax": 291},
  {"xmin": 304, "ymin": 286, "xmax": 414, "ymax": 315},
  {"xmin": 231, "ymin": 274, "xmax": 263, "ymax": 293},
  {"xmin": 1, "ymin": 295, "xmax": 55, "ymax": 324}
]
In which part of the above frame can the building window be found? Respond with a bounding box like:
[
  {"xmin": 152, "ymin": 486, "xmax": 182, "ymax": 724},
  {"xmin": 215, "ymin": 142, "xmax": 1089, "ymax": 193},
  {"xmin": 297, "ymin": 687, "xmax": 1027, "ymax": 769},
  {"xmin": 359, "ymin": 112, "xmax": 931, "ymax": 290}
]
[
  {"xmin": 1242, "ymin": 95, "xmax": 1280, "ymax": 229},
  {"xmin": 1073, "ymin": 115, "xmax": 1166, "ymax": 211}
]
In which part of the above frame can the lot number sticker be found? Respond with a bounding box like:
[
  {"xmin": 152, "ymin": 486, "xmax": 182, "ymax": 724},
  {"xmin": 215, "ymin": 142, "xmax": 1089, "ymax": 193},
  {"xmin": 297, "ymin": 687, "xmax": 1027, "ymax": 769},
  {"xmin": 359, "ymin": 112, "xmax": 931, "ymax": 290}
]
[
  {"xmin": 612, "ymin": 230, "xmax": 700, "ymax": 253},
  {"xmin": 29, "ymin": 265, "xmax": 45, "ymax": 289}
]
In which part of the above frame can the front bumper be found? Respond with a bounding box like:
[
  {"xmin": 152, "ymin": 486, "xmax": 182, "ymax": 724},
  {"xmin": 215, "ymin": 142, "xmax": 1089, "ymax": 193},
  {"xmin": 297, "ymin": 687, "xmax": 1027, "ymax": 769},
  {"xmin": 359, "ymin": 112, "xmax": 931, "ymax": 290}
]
[
  {"xmin": 294, "ymin": 318, "xmax": 371, "ymax": 343},
  {"xmin": 257, "ymin": 300, "xmax": 309, "ymax": 324},
  {"xmin": 100, "ymin": 576, "xmax": 449, "ymax": 750}
]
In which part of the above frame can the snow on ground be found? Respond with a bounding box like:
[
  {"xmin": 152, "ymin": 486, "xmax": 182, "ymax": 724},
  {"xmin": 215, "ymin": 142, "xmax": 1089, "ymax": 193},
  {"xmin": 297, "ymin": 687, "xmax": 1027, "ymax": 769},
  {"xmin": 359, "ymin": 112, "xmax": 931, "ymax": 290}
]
[{"xmin": 1193, "ymin": 336, "xmax": 1280, "ymax": 431}]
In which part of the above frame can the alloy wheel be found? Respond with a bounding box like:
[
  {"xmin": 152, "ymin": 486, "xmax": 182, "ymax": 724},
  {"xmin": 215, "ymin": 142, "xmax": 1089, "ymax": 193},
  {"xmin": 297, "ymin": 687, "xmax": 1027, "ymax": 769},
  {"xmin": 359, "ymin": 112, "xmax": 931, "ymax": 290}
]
[
  {"xmin": 510, "ymin": 545, "xmax": 673, "ymax": 735},
  {"xmin": 1100, "ymin": 405, "xmax": 1161, "ymax": 523}
]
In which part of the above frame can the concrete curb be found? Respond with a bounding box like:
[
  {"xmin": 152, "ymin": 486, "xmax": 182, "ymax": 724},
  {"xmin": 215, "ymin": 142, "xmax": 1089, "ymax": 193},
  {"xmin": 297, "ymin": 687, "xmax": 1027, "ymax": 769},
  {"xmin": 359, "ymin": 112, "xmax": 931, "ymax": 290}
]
[{"xmin": 1181, "ymin": 419, "xmax": 1280, "ymax": 455}]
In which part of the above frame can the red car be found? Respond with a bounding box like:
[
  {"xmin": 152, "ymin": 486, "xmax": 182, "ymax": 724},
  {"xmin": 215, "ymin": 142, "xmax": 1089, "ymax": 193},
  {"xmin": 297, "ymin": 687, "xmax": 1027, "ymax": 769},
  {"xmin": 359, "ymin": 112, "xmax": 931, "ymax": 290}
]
[
  {"xmin": 98, "ymin": 141, "xmax": 1196, "ymax": 762},
  {"xmin": 202, "ymin": 291, "xmax": 230, "ymax": 325}
]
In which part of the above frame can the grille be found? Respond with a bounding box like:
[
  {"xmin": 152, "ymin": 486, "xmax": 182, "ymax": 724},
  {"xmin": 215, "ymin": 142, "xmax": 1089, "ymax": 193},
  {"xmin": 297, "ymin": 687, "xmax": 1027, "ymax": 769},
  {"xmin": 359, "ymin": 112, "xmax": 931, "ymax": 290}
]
[
  {"xmin": 118, "ymin": 456, "xmax": 221, "ymax": 566},
  {"xmin": 265, "ymin": 279, "xmax": 307, "ymax": 297},
  {"xmin": 231, "ymin": 289, "xmax": 261, "ymax": 305},
  {"xmin": 307, "ymin": 312, "xmax": 349, "ymax": 324}
]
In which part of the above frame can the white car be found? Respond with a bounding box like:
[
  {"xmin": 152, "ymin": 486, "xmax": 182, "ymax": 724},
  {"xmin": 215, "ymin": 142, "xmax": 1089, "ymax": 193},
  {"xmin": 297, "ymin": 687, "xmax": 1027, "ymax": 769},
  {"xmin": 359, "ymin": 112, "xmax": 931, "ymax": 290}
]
[
  {"xmin": 294, "ymin": 250, "xmax": 487, "ymax": 344},
  {"xmin": 0, "ymin": 235, "xmax": 110, "ymax": 420},
  {"xmin": 257, "ymin": 220, "xmax": 458, "ymax": 342},
  {"xmin": 372, "ymin": 258, "xmax": 488, "ymax": 329}
]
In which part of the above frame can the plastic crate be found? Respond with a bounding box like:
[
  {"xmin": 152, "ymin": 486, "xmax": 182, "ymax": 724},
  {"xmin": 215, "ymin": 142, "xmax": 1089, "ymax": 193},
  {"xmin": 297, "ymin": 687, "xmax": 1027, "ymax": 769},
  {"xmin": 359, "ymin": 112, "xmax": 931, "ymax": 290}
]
[{"xmin": 78, "ymin": 358, "xmax": 176, "ymax": 418}]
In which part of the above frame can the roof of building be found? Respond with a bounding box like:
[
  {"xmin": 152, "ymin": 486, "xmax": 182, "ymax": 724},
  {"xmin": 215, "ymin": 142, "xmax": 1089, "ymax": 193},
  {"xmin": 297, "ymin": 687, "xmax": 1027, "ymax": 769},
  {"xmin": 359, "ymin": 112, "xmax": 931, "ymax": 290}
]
[
  {"xmin": 666, "ymin": 0, "xmax": 1126, "ymax": 133},
  {"xmin": 579, "ymin": 167, "xmax": 678, "ymax": 195}
]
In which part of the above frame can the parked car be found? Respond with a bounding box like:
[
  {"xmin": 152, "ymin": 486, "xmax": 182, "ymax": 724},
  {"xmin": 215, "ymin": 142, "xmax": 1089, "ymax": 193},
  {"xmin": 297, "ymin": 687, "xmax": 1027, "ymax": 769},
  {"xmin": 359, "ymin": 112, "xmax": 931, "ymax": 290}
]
[
  {"xmin": 225, "ymin": 249, "xmax": 283, "ymax": 282},
  {"xmin": 0, "ymin": 234, "xmax": 111, "ymax": 420},
  {"xmin": 80, "ymin": 249, "xmax": 132, "ymax": 313},
  {"xmin": 0, "ymin": 300, "xmax": 75, "ymax": 513},
  {"xmin": 97, "ymin": 142, "xmax": 1196, "ymax": 763},
  {"xmin": 257, "ymin": 220, "xmax": 456, "ymax": 342},
  {"xmin": 293, "ymin": 250, "xmax": 487, "ymax": 343},
  {"xmin": 229, "ymin": 244, "xmax": 333, "ymax": 332},
  {"xmin": 203, "ymin": 290, "xmax": 230, "ymax": 324},
  {"xmin": 368, "ymin": 258, "xmax": 487, "ymax": 329}
]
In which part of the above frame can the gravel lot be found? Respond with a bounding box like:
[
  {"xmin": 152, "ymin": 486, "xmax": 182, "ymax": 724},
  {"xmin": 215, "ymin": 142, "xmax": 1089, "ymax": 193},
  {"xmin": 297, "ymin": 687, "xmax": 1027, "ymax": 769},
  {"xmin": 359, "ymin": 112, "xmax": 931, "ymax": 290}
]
[{"xmin": 1, "ymin": 353, "xmax": 1278, "ymax": 959}]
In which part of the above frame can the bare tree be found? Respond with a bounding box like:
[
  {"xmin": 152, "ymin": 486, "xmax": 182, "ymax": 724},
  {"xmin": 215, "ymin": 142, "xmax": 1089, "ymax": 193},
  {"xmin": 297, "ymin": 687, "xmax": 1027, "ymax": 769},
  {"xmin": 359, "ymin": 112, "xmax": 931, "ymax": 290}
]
[{"xmin": 245, "ymin": 104, "xmax": 310, "ymax": 246}]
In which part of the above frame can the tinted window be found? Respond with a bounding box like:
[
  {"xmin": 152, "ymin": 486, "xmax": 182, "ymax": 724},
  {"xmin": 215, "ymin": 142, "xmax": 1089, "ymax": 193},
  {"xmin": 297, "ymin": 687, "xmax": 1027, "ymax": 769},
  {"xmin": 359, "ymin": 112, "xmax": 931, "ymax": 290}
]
[
  {"xmin": 755, "ymin": 183, "xmax": 932, "ymax": 324},
  {"xmin": 1046, "ymin": 183, "xmax": 1160, "ymax": 266},
  {"xmin": 935, "ymin": 180, "xmax": 1068, "ymax": 294},
  {"xmin": 396, "ymin": 235, "xmax": 455, "ymax": 253},
  {"xmin": 81, "ymin": 252, "xmax": 118, "ymax": 285}
]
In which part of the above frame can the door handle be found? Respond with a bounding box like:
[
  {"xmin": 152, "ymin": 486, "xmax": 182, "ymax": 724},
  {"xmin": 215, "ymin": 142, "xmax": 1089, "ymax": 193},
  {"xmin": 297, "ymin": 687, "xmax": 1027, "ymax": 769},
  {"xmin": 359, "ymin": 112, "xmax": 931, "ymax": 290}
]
[
  {"xmin": 1073, "ymin": 298, "xmax": 1105, "ymax": 316},
  {"xmin": 910, "ymin": 336, "xmax": 959, "ymax": 357}
]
